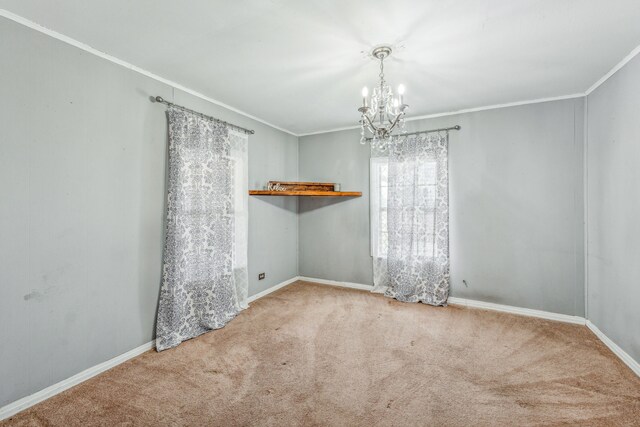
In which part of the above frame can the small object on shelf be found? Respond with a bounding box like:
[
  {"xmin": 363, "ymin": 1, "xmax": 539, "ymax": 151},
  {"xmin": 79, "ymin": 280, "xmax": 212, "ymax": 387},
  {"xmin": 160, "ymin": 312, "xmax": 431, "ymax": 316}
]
[
  {"xmin": 267, "ymin": 181, "xmax": 335, "ymax": 191},
  {"xmin": 267, "ymin": 182, "xmax": 288, "ymax": 191},
  {"xmin": 249, "ymin": 181, "xmax": 360, "ymax": 197},
  {"xmin": 249, "ymin": 190, "xmax": 361, "ymax": 197}
]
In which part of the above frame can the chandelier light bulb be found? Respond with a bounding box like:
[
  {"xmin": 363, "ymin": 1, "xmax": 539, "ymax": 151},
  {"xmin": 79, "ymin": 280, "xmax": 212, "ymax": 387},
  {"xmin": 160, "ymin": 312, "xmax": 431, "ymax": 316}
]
[
  {"xmin": 398, "ymin": 84, "xmax": 405, "ymax": 95},
  {"xmin": 362, "ymin": 86, "xmax": 369, "ymax": 97}
]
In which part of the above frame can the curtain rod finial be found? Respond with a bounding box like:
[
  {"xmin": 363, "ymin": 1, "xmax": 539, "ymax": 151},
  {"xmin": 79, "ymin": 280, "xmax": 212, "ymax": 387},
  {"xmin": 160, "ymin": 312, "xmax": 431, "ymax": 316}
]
[{"xmin": 155, "ymin": 96, "xmax": 164, "ymax": 103}]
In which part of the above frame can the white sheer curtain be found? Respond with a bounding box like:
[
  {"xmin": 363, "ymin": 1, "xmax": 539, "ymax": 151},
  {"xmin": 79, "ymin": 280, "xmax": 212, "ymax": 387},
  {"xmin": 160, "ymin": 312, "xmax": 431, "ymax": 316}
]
[
  {"xmin": 156, "ymin": 107, "xmax": 248, "ymax": 351},
  {"xmin": 229, "ymin": 129, "xmax": 249, "ymax": 310},
  {"xmin": 371, "ymin": 132, "xmax": 450, "ymax": 305}
]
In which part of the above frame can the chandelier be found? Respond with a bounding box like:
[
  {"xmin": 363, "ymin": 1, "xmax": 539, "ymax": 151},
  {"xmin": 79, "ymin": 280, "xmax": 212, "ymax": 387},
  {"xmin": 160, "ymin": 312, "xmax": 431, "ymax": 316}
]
[{"xmin": 358, "ymin": 45, "xmax": 408, "ymax": 146}]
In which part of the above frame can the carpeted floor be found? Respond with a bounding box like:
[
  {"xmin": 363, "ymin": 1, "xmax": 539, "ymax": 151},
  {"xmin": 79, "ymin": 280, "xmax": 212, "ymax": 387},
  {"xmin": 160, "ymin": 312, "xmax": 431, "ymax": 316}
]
[{"xmin": 3, "ymin": 281, "xmax": 640, "ymax": 426}]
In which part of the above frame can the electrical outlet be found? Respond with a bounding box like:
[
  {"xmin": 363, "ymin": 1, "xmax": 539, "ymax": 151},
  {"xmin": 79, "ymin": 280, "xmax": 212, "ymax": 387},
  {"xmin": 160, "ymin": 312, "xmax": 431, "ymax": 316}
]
[{"xmin": 258, "ymin": 273, "xmax": 265, "ymax": 280}]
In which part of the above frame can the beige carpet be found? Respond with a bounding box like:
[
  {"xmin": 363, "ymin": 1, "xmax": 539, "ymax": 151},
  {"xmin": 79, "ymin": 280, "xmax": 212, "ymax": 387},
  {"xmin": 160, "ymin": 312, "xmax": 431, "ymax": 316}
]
[{"xmin": 3, "ymin": 281, "xmax": 640, "ymax": 426}]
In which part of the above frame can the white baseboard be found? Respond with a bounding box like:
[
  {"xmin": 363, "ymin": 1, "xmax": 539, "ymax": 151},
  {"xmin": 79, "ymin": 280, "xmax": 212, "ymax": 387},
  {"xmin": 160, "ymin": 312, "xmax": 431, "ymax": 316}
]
[
  {"xmin": 0, "ymin": 276, "xmax": 301, "ymax": 421},
  {"xmin": 586, "ymin": 321, "xmax": 640, "ymax": 377},
  {"xmin": 247, "ymin": 276, "xmax": 300, "ymax": 303},
  {"xmin": 299, "ymin": 277, "xmax": 640, "ymax": 378},
  {"xmin": 447, "ymin": 296, "xmax": 587, "ymax": 325},
  {"xmin": 298, "ymin": 276, "xmax": 373, "ymax": 291},
  {"xmin": 299, "ymin": 276, "xmax": 585, "ymax": 325},
  {"xmin": 3, "ymin": 277, "xmax": 636, "ymax": 421},
  {"xmin": 0, "ymin": 340, "xmax": 156, "ymax": 421}
]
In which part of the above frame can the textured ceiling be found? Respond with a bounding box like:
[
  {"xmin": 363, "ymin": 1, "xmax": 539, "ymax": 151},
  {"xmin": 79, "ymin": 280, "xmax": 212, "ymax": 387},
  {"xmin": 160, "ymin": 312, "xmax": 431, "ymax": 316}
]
[{"xmin": 2, "ymin": 0, "xmax": 640, "ymax": 134}]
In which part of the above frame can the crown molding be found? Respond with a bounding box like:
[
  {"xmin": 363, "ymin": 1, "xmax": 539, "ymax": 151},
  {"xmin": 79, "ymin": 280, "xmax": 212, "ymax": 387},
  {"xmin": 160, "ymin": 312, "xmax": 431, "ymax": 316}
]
[
  {"xmin": 3, "ymin": 8, "xmax": 640, "ymax": 138},
  {"xmin": 296, "ymin": 41, "xmax": 640, "ymax": 137},
  {"xmin": 298, "ymin": 124, "xmax": 363, "ymax": 137},
  {"xmin": 0, "ymin": 9, "xmax": 298, "ymax": 137},
  {"xmin": 298, "ymin": 93, "xmax": 586, "ymax": 137},
  {"xmin": 585, "ymin": 43, "xmax": 640, "ymax": 95},
  {"xmin": 404, "ymin": 93, "xmax": 586, "ymax": 122}
]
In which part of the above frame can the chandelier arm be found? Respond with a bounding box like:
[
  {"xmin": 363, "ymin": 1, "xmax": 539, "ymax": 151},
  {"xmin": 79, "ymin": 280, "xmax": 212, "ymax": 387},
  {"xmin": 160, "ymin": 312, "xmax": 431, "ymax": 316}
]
[
  {"xmin": 363, "ymin": 121, "xmax": 376, "ymax": 135},
  {"xmin": 363, "ymin": 113, "xmax": 378, "ymax": 132},
  {"xmin": 387, "ymin": 111, "xmax": 405, "ymax": 132}
]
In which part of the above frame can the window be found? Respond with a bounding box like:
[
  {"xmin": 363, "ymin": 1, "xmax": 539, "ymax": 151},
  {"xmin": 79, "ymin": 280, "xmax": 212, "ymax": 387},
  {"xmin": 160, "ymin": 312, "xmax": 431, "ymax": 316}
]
[
  {"xmin": 370, "ymin": 157, "xmax": 388, "ymax": 258},
  {"xmin": 370, "ymin": 156, "xmax": 438, "ymax": 259}
]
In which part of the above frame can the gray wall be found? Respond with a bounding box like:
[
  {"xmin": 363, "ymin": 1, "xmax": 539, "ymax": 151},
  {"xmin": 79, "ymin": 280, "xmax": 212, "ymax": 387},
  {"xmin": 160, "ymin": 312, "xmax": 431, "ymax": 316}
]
[
  {"xmin": 299, "ymin": 98, "xmax": 585, "ymax": 317},
  {"xmin": 0, "ymin": 17, "xmax": 297, "ymax": 407},
  {"xmin": 3, "ymin": 6, "xmax": 638, "ymax": 412},
  {"xmin": 586, "ymin": 53, "xmax": 640, "ymax": 363}
]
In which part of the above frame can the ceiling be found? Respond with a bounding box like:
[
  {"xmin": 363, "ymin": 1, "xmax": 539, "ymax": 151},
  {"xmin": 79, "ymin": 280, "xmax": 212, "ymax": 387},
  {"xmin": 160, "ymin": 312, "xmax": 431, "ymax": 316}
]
[{"xmin": 2, "ymin": 0, "xmax": 640, "ymax": 135}]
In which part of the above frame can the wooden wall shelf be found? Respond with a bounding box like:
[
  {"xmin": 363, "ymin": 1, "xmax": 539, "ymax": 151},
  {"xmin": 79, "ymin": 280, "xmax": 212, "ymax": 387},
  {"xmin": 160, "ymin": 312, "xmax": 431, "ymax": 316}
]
[
  {"xmin": 249, "ymin": 190, "xmax": 361, "ymax": 197},
  {"xmin": 249, "ymin": 181, "xmax": 361, "ymax": 197}
]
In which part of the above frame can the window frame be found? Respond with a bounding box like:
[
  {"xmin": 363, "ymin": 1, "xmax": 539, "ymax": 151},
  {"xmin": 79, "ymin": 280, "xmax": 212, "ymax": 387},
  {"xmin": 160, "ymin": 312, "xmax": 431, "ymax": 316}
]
[
  {"xmin": 370, "ymin": 156, "xmax": 439, "ymax": 260},
  {"xmin": 370, "ymin": 157, "xmax": 388, "ymax": 258}
]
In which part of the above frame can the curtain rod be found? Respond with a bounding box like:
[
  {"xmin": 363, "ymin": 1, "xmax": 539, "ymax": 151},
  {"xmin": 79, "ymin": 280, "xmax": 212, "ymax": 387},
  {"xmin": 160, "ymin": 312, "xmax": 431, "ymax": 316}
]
[
  {"xmin": 365, "ymin": 125, "xmax": 461, "ymax": 141},
  {"xmin": 152, "ymin": 96, "xmax": 255, "ymax": 135}
]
